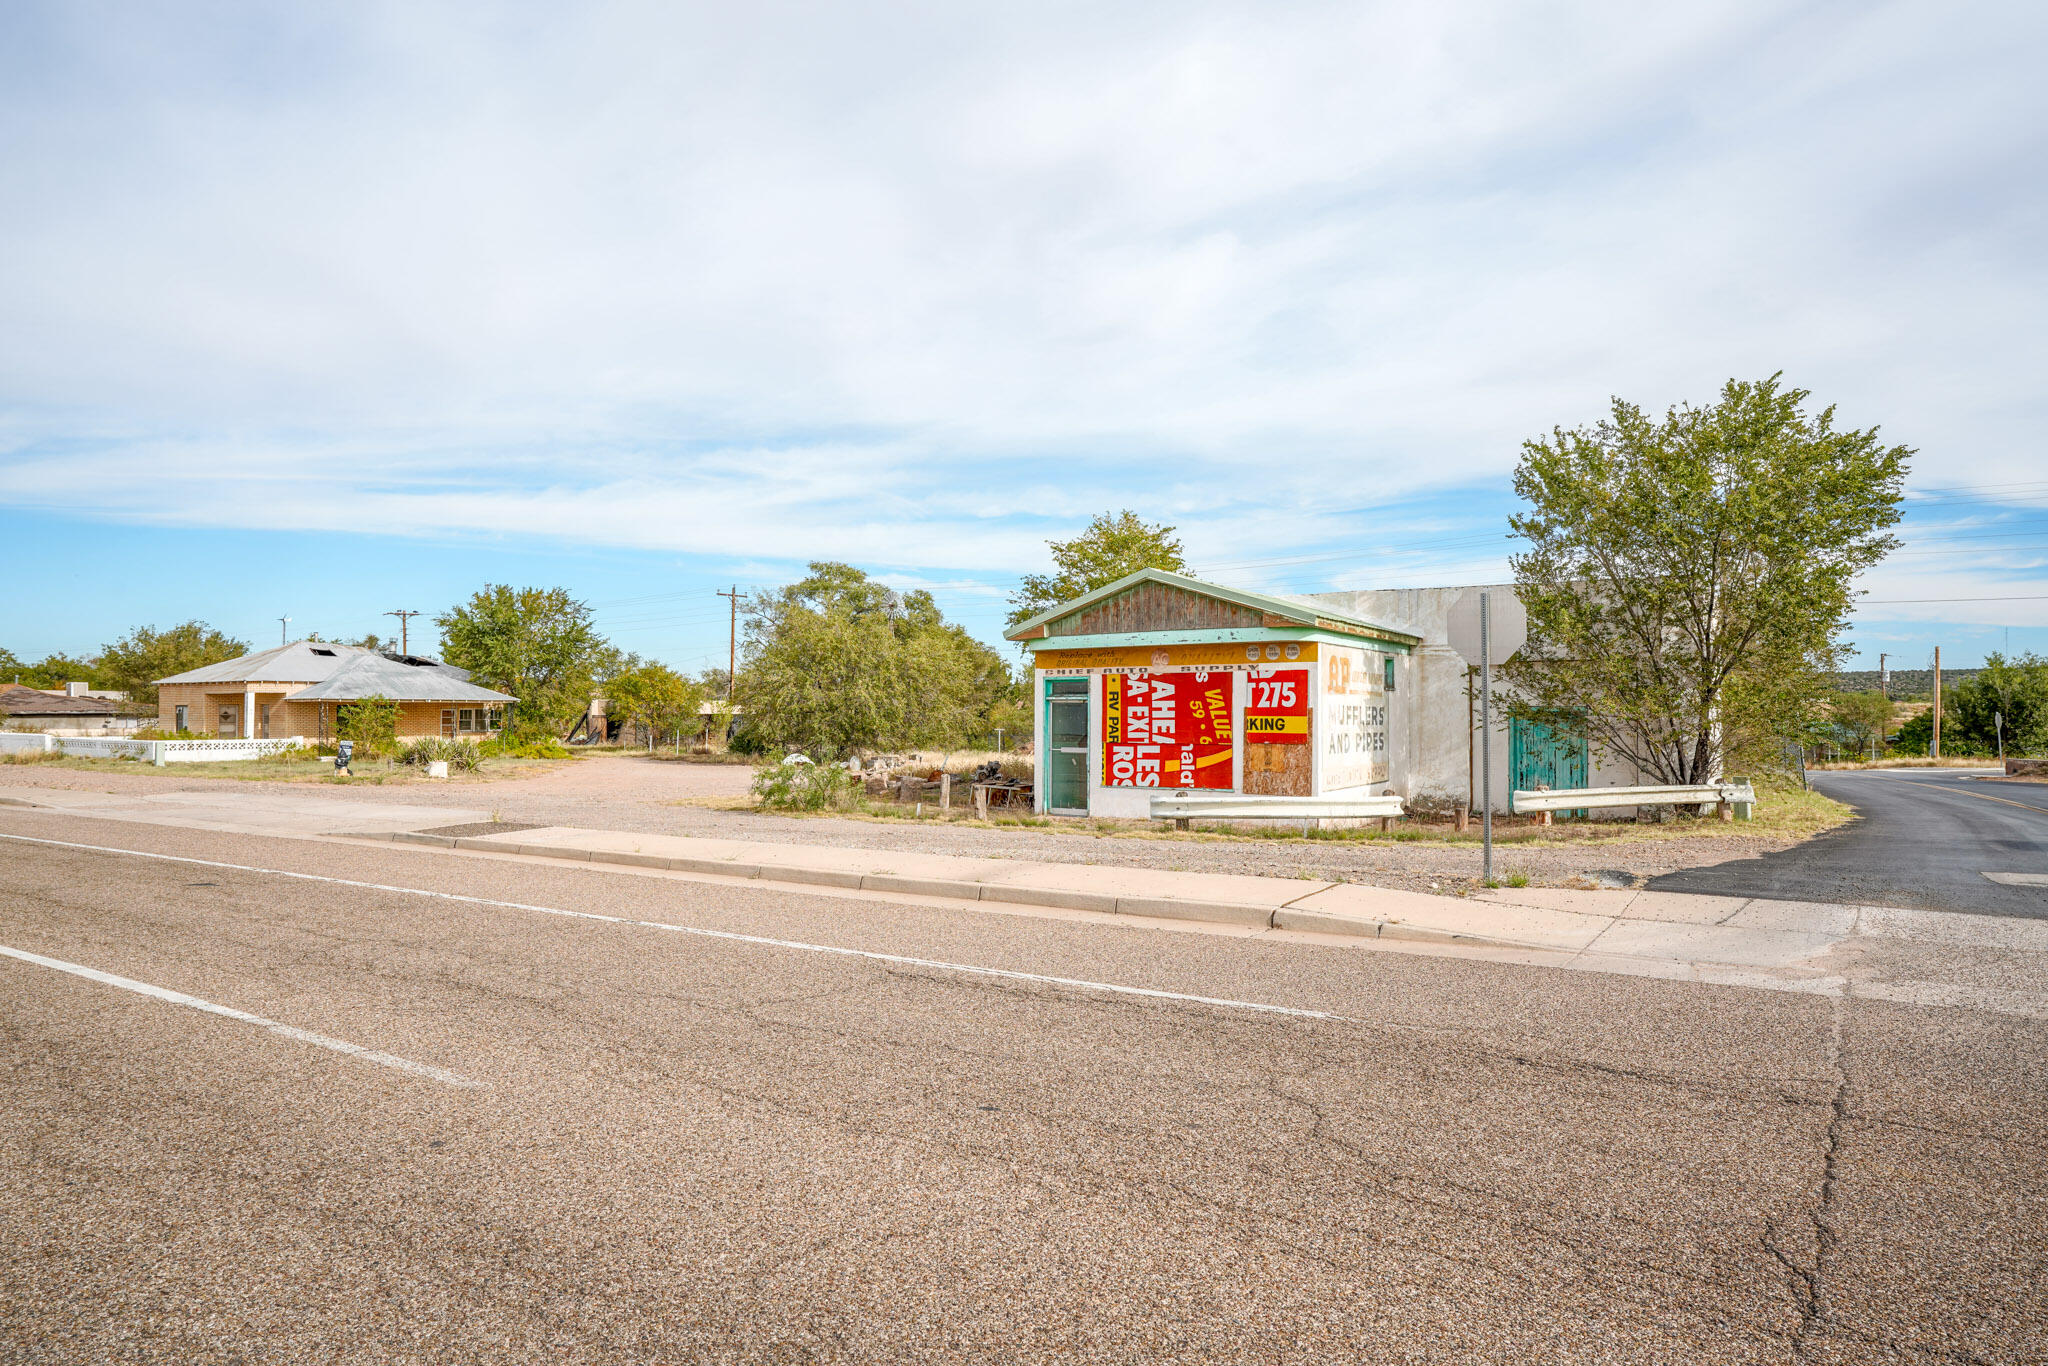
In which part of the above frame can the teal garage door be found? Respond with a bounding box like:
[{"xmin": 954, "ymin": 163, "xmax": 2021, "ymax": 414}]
[{"xmin": 1511, "ymin": 716, "xmax": 1588, "ymax": 816}]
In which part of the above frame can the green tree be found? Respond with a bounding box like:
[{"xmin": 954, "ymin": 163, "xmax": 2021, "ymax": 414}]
[
  {"xmin": 437, "ymin": 586, "xmax": 608, "ymax": 738},
  {"xmin": 0, "ymin": 646, "xmax": 21, "ymax": 681},
  {"xmin": 1946, "ymin": 653, "xmax": 2048, "ymax": 755},
  {"xmin": 10, "ymin": 653, "xmax": 107, "ymax": 692},
  {"xmin": 607, "ymin": 662, "xmax": 705, "ymax": 753},
  {"xmin": 1829, "ymin": 691, "xmax": 1895, "ymax": 758},
  {"xmin": 336, "ymin": 695, "xmax": 400, "ymax": 757},
  {"xmin": 98, "ymin": 621, "xmax": 249, "ymax": 705},
  {"xmin": 1006, "ymin": 510, "xmax": 1186, "ymax": 630},
  {"xmin": 1506, "ymin": 376, "xmax": 1910, "ymax": 783},
  {"xmin": 738, "ymin": 563, "xmax": 1021, "ymax": 756}
]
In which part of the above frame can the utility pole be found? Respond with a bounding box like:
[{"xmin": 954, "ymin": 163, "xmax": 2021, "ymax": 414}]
[
  {"xmin": 1931, "ymin": 646, "xmax": 1942, "ymax": 760},
  {"xmin": 716, "ymin": 586, "xmax": 742, "ymax": 705},
  {"xmin": 1878, "ymin": 652, "xmax": 1888, "ymax": 699},
  {"xmin": 384, "ymin": 609, "xmax": 421, "ymax": 655},
  {"xmin": 278, "ymin": 616, "xmax": 291, "ymax": 646}
]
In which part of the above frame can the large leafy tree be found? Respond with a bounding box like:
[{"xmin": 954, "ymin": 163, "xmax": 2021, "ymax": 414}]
[
  {"xmin": 607, "ymin": 662, "xmax": 705, "ymax": 752},
  {"xmin": 739, "ymin": 562, "xmax": 1022, "ymax": 756},
  {"xmin": 1506, "ymin": 376, "xmax": 1910, "ymax": 783},
  {"xmin": 98, "ymin": 621, "xmax": 249, "ymax": 704},
  {"xmin": 1006, "ymin": 510, "xmax": 1186, "ymax": 630},
  {"xmin": 1826, "ymin": 690, "xmax": 1895, "ymax": 758},
  {"xmin": 437, "ymin": 586, "xmax": 608, "ymax": 737},
  {"xmin": 4, "ymin": 653, "xmax": 104, "ymax": 690},
  {"xmin": 1945, "ymin": 653, "xmax": 2048, "ymax": 755}
]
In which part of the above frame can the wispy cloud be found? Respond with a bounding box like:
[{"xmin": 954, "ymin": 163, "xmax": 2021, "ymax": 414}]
[{"xmin": 1, "ymin": 0, "xmax": 2044, "ymax": 649}]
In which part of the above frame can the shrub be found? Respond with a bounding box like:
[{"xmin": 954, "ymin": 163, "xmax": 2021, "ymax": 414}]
[
  {"xmin": 482, "ymin": 735, "xmax": 572, "ymax": 760},
  {"xmin": 399, "ymin": 736, "xmax": 485, "ymax": 771},
  {"xmin": 752, "ymin": 756, "xmax": 860, "ymax": 811},
  {"xmin": 400, "ymin": 737, "xmax": 449, "ymax": 765},
  {"xmin": 336, "ymin": 695, "xmax": 400, "ymax": 757}
]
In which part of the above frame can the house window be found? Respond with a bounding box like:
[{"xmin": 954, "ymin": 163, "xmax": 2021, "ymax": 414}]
[
  {"xmin": 441, "ymin": 708, "xmax": 455, "ymax": 738},
  {"xmin": 451, "ymin": 707, "xmax": 499, "ymax": 734},
  {"xmin": 174, "ymin": 705, "xmax": 188, "ymax": 732}
]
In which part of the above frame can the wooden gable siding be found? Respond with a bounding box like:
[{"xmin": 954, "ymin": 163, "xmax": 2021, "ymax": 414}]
[{"xmin": 1047, "ymin": 581, "xmax": 1277, "ymax": 637}]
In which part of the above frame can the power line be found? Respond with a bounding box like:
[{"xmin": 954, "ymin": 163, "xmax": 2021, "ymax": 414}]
[
  {"xmin": 1857, "ymin": 594, "xmax": 2048, "ymax": 604},
  {"xmin": 383, "ymin": 609, "xmax": 422, "ymax": 654}
]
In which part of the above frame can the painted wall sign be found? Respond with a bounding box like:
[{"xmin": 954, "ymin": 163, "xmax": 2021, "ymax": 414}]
[
  {"xmin": 1036, "ymin": 641, "xmax": 1317, "ymax": 672},
  {"xmin": 1102, "ymin": 670, "xmax": 1235, "ymax": 789},
  {"xmin": 1322, "ymin": 645, "xmax": 1388, "ymax": 788},
  {"xmin": 1243, "ymin": 668, "xmax": 1309, "ymax": 745}
]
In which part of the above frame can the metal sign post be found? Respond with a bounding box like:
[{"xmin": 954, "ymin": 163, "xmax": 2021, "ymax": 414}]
[
  {"xmin": 1480, "ymin": 592, "xmax": 1493, "ymax": 885},
  {"xmin": 1445, "ymin": 587, "xmax": 1524, "ymax": 888}
]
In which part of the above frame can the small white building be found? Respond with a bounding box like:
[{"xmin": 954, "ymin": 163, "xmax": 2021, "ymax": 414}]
[
  {"xmin": 1005, "ymin": 570, "xmax": 1420, "ymax": 818},
  {"xmin": 1008, "ymin": 571, "xmax": 1646, "ymax": 817}
]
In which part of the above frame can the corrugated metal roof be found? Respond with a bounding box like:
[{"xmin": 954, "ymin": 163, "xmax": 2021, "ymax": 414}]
[
  {"xmin": 286, "ymin": 654, "xmax": 514, "ymax": 703},
  {"xmin": 156, "ymin": 640, "xmax": 375, "ymax": 685},
  {"xmin": 1003, "ymin": 568, "xmax": 1420, "ymax": 644},
  {"xmin": 0, "ymin": 684, "xmax": 131, "ymax": 716}
]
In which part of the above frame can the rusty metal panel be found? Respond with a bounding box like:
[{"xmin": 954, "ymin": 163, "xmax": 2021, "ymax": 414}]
[{"xmin": 1243, "ymin": 718, "xmax": 1314, "ymax": 795}]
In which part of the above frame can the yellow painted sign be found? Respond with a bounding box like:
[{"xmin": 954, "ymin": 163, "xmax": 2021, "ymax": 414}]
[{"xmin": 1038, "ymin": 641, "xmax": 1316, "ymax": 672}]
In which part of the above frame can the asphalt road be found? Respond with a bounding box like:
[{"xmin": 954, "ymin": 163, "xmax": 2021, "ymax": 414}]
[
  {"xmin": 1649, "ymin": 770, "xmax": 2048, "ymax": 917},
  {"xmin": 3, "ymin": 810, "xmax": 2045, "ymax": 1363}
]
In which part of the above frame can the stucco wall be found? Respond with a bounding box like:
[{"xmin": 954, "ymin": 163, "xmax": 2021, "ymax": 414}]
[{"xmin": 1309, "ymin": 584, "xmax": 1648, "ymax": 812}]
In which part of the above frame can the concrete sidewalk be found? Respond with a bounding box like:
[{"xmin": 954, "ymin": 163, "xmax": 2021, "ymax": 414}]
[
  {"xmin": 353, "ymin": 823, "xmax": 2048, "ymax": 982},
  {"xmin": 11, "ymin": 785, "xmax": 2046, "ymax": 1013}
]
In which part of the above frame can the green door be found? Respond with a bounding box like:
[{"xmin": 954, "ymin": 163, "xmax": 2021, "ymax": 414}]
[
  {"xmin": 1511, "ymin": 716, "xmax": 1588, "ymax": 816},
  {"xmin": 1044, "ymin": 678, "xmax": 1090, "ymax": 814}
]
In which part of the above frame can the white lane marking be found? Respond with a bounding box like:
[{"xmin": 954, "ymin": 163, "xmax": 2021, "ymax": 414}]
[
  {"xmin": 0, "ymin": 942, "xmax": 484, "ymax": 1089},
  {"xmin": 1983, "ymin": 872, "xmax": 2048, "ymax": 887},
  {"xmin": 0, "ymin": 832, "xmax": 1351, "ymax": 1025}
]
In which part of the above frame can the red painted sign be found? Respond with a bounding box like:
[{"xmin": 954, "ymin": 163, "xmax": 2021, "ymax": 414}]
[
  {"xmin": 1102, "ymin": 670, "xmax": 1235, "ymax": 789},
  {"xmin": 1244, "ymin": 668, "xmax": 1309, "ymax": 744}
]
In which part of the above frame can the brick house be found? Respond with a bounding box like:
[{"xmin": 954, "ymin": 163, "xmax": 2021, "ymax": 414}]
[{"xmin": 155, "ymin": 641, "xmax": 515, "ymax": 740}]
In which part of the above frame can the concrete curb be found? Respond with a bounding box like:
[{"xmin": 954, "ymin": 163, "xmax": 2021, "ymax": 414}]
[
  {"xmin": 27, "ymin": 820, "xmax": 1548, "ymax": 951},
  {"xmin": 362, "ymin": 829, "xmax": 1497, "ymax": 944}
]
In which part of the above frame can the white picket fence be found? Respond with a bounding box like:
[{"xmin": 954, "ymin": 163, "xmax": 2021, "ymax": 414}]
[{"xmin": 0, "ymin": 732, "xmax": 310, "ymax": 765}]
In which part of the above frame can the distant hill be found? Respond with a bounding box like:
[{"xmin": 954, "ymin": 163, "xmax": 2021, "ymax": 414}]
[{"xmin": 1832, "ymin": 668, "xmax": 1981, "ymax": 699}]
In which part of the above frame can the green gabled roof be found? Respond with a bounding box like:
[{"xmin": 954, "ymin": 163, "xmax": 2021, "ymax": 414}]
[{"xmin": 1003, "ymin": 568, "xmax": 1419, "ymax": 646}]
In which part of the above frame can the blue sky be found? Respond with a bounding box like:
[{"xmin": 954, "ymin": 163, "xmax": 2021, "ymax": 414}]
[{"xmin": 2, "ymin": 1, "xmax": 2044, "ymax": 673}]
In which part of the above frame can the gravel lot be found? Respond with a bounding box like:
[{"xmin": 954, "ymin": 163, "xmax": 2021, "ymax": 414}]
[{"xmin": 0, "ymin": 755, "xmax": 1810, "ymax": 894}]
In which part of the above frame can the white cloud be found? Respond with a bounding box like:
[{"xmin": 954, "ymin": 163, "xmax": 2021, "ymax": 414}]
[{"xmin": 1, "ymin": 0, "xmax": 2044, "ymax": 592}]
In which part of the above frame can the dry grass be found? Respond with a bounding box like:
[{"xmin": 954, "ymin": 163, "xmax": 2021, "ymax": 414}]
[
  {"xmin": 1810, "ymin": 756, "xmax": 1997, "ymax": 770},
  {"xmin": 731, "ymin": 773, "xmax": 1850, "ymax": 847}
]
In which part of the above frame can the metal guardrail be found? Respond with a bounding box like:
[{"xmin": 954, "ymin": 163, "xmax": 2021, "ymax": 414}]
[
  {"xmin": 1150, "ymin": 792, "xmax": 1407, "ymax": 830},
  {"xmin": 1511, "ymin": 782, "xmax": 1756, "ymax": 819}
]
